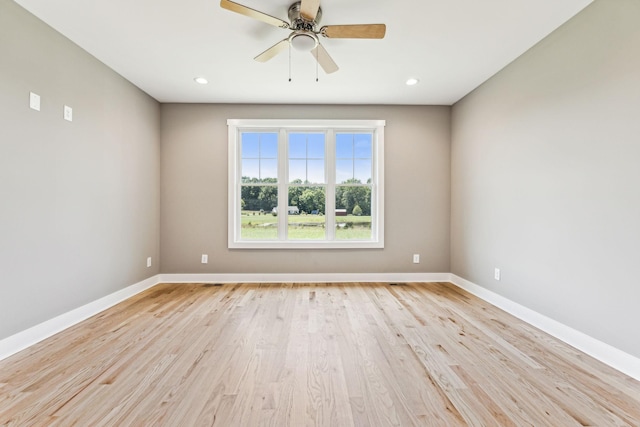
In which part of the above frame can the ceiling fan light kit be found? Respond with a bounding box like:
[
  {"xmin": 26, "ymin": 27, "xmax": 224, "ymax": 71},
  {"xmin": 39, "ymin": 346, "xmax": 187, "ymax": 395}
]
[
  {"xmin": 290, "ymin": 31, "xmax": 318, "ymax": 51},
  {"xmin": 220, "ymin": 0, "xmax": 386, "ymax": 75}
]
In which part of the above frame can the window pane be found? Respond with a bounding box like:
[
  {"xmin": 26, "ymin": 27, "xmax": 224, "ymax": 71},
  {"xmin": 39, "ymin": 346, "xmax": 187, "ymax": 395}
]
[
  {"xmin": 241, "ymin": 133, "xmax": 260, "ymax": 158},
  {"xmin": 354, "ymin": 159, "xmax": 372, "ymax": 183},
  {"xmin": 354, "ymin": 134, "xmax": 372, "ymax": 158},
  {"xmin": 242, "ymin": 132, "xmax": 278, "ymax": 182},
  {"xmin": 289, "ymin": 133, "xmax": 325, "ymax": 184},
  {"xmin": 336, "ymin": 133, "xmax": 371, "ymax": 184},
  {"xmin": 336, "ymin": 134, "xmax": 353, "ymax": 158},
  {"xmin": 240, "ymin": 185, "xmax": 278, "ymax": 240},
  {"xmin": 336, "ymin": 159, "xmax": 353, "ymax": 184},
  {"xmin": 242, "ymin": 159, "xmax": 260, "ymax": 181},
  {"xmin": 335, "ymin": 186, "xmax": 372, "ymax": 240},
  {"xmin": 260, "ymin": 133, "xmax": 278, "ymax": 157},
  {"xmin": 307, "ymin": 135, "xmax": 325, "ymax": 158},
  {"xmin": 261, "ymin": 159, "xmax": 278, "ymax": 181},
  {"xmin": 289, "ymin": 136, "xmax": 306, "ymax": 158},
  {"xmin": 289, "ymin": 159, "xmax": 306, "ymax": 183},
  {"xmin": 288, "ymin": 186, "xmax": 326, "ymax": 240},
  {"xmin": 307, "ymin": 160, "xmax": 325, "ymax": 184}
]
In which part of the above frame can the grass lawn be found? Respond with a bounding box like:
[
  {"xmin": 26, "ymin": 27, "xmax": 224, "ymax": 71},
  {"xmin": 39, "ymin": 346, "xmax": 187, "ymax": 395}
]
[{"xmin": 240, "ymin": 211, "xmax": 372, "ymax": 240}]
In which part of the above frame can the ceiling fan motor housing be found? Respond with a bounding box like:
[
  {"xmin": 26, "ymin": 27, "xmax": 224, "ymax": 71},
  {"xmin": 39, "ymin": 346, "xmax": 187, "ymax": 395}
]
[{"xmin": 288, "ymin": 1, "xmax": 322, "ymax": 31}]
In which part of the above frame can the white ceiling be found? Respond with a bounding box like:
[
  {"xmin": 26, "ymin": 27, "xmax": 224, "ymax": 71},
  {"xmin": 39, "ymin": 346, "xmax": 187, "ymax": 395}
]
[{"xmin": 15, "ymin": 0, "xmax": 593, "ymax": 105}]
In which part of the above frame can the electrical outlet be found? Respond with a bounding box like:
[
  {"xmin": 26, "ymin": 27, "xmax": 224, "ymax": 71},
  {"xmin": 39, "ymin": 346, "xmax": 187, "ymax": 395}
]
[
  {"xmin": 494, "ymin": 268, "xmax": 501, "ymax": 281},
  {"xmin": 147, "ymin": 257, "xmax": 152, "ymax": 268},
  {"xmin": 201, "ymin": 254, "xmax": 208, "ymax": 264},
  {"xmin": 413, "ymin": 254, "xmax": 420, "ymax": 264}
]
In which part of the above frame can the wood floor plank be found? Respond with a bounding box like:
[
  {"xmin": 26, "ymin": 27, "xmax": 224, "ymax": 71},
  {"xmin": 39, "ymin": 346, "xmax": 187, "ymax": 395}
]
[{"xmin": 1, "ymin": 282, "xmax": 639, "ymax": 426}]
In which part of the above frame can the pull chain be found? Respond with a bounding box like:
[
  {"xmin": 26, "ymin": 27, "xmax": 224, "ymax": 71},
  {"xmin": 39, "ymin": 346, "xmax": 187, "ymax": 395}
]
[
  {"xmin": 288, "ymin": 43, "xmax": 321, "ymax": 82},
  {"xmin": 288, "ymin": 43, "xmax": 292, "ymax": 82}
]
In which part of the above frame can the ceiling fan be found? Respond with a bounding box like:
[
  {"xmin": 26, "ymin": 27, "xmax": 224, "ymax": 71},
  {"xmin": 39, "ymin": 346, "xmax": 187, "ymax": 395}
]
[{"xmin": 220, "ymin": 0, "xmax": 386, "ymax": 74}]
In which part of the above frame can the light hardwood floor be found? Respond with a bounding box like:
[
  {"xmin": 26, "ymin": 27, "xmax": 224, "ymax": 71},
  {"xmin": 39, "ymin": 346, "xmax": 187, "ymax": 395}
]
[{"xmin": 0, "ymin": 282, "xmax": 639, "ymax": 426}]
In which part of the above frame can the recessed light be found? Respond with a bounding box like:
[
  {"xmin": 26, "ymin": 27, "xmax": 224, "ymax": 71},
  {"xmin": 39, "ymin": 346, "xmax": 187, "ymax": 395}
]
[
  {"xmin": 406, "ymin": 78, "xmax": 419, "ymax": 86},
  {"xmin": 194, "ymin": 77, "xmax": 208, "ymax": 85}
]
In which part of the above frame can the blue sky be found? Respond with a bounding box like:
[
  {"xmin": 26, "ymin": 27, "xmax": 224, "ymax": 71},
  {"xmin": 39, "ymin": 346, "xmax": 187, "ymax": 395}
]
[
  {"xmin": 336, "ymin": 133, "xmax": 372, "ymax": 184},
  {"xmin": 241, "ymin": 132, "xmax": 372, "ymax": 184}
]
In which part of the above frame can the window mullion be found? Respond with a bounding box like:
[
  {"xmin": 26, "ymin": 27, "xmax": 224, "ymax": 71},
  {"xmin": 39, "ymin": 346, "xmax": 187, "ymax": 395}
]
[
  {"xmin": 373, "ymin": 126, "xmax": 384, "ymax": 242},
  {"xmin": 277, "ymin": 128, "xmax": 288, "ymax": 241},
  {"xmin": 326, "ymin": 129, "xmax": 336, "ymax": 240},
  {"xmin": 230, "ymin": 127, "xmax": 240, "ymax": 244}
]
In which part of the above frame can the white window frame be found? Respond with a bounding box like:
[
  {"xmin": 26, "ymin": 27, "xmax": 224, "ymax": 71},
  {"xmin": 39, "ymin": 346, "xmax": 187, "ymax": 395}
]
[{"xmin": 228, "ymin": 119, "xmax": 385, "ymax": 249}]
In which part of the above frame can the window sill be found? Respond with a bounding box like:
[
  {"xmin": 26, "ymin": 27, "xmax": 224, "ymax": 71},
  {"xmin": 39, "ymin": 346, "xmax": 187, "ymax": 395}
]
[{"xmin": 228, "ymin": 240, "xmax": 384, "ymax": 250}]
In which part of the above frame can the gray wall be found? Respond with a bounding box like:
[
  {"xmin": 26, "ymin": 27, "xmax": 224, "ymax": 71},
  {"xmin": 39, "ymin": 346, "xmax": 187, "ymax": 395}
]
[
  {"xmin": 161, "ymin": 104, "xmax": 451, "ymax": 274},
  {"xmin": 0, "ymin": 1, "xmax": 161, "ymax": 340},
  {"xmin": 451, "ymin": 0, "xmax": 640, "ymax": 358}
]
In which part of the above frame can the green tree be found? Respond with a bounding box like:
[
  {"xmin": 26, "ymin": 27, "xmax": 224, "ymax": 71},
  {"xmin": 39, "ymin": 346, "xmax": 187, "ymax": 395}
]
[
  {"xmin": 258, "ymin": 186, "xmax": 277, "ymax": 211},
  {"xmin": 241, "ymin": 177, "xmax": 278, "ymax": 211},
  {"xmin": 352, "ymin": 204, "xmax": 362, "ymax": 216},
  {"xmin": 299, "ymin": 187, "xmax": 325, "ymax": 214},
  {"xmin": 336, "ymin": 179, "xmax": 371, "ymax": 215},
  {"xmin": 288, "ymin": 179, "xmax": 304, "ymax": 209},
  {"xmin": 361, "ymin": 187, "xmax": 371, "ymax": 215}
]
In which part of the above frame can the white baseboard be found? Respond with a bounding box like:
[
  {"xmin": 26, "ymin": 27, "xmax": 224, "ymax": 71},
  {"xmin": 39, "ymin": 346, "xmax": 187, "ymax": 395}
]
[
  {"xmin": 0, "ymin": 274, "xmax": 161, "ymax": 361},
  {"xmin": 158, "ymin": 272, "xmax": 451, "ymax": 284},
  {"xmin": 449, "ymin": 274, "xmax": 640, "ymax": 381}
]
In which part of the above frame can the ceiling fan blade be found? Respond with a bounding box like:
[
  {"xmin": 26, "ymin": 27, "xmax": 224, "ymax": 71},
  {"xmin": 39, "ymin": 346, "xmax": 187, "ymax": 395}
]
[
  {"xmin": 300, "ymin": 0, "xmax": 320, "ymax": 21},
  {"xmin": 254, "ymin": 39, "xmax": 290, "ymax": 62},
  {"xmin": 321, "ymin": 24, "xmax": 386, "ymax": 39},
  {"xmin": 311, "ymin": 43, "xmax": 338, "ymax": 74},
  {"xmin": 220, "ymin": 0, "xmax": 290, "ymax": 29}
]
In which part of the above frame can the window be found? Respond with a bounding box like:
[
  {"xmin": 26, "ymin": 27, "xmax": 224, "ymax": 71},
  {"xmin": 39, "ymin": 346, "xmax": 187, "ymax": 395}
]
[{"xmin": 228, "ymin": 119, "xmax": 385, "ymax": 249}]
